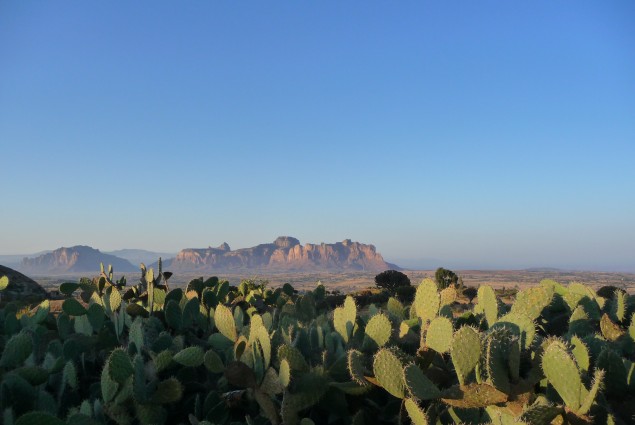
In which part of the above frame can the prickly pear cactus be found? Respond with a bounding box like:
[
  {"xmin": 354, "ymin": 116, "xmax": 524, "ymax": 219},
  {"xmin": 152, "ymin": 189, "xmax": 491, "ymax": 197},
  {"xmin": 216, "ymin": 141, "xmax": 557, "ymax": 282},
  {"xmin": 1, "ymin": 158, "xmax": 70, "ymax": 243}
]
[{"xmin": 1, "ymin": 263, "xmax": 632, "ymax": 425}]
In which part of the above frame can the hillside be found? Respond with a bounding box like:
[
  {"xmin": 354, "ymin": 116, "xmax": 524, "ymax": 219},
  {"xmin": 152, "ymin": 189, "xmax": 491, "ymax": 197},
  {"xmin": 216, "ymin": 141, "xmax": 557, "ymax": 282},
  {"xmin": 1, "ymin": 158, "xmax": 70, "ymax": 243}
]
[
  {"xmin": 20, "ymin": 245, "xmax": 137, "ymax": 274},
  {"xmin": 0, "ymin": 264, "xmax": 48, "ymax": 301},
  {"xmin": 163, "ymin": 236, "xmax": 398, "ymax": 272}
]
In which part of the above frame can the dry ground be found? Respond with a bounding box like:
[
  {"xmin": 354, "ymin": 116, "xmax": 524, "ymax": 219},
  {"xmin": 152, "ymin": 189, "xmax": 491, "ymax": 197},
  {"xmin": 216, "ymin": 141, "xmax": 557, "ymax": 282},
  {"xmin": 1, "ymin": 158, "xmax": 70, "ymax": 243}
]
[{"xmin": 32, "ymin": 269, "xmax": 635, "ymax": 295}]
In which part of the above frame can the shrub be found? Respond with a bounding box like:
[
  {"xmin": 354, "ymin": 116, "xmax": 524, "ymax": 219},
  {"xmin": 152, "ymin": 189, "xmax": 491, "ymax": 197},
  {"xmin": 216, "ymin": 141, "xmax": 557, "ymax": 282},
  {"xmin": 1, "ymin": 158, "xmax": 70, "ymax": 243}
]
[
  {"xmin": 374, "ymin": 270, "xmax": 411, "ymax": 293},
  {"xmin": 435, "ymin": 267, "xmax": 458, "ymax": 289}
]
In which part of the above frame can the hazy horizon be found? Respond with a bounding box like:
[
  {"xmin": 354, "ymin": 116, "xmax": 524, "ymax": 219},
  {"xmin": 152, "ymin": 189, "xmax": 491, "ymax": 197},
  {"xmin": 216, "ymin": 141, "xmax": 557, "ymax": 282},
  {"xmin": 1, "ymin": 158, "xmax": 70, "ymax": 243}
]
[
  {"xmin": 1, "ymin": 238, "xmax": 633, "ymax": 273},
  {"xmin": 1, "ymin": 2, "xmax": 634, "ymax": 271}
]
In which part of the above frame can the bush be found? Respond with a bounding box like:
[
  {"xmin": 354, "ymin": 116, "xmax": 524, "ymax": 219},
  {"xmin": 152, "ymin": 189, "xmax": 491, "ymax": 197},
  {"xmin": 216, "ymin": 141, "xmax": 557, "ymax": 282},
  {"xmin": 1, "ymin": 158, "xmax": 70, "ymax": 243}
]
[
  {"xmin": 374, "ymin": 270, "xmax": 411, "ymax": 293},
  {"xmin": 435, "ymin": 267, "xmax": 458, "ymax": 289}
]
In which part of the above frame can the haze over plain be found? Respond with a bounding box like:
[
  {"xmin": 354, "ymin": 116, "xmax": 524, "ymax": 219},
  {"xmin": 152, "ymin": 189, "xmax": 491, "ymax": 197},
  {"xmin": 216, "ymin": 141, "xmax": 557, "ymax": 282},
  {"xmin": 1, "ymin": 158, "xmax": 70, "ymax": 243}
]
[{"xmin": 1, "ymin": 1, "xmax": 633, "ymax": 271}]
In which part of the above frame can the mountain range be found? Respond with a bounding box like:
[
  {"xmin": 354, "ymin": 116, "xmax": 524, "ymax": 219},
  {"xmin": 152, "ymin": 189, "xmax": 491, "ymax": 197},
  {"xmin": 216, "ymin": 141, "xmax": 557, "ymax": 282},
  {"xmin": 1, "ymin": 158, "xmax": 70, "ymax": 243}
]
[
  {"xmin": 12, "ymin": 237, "xmax": 397, "ymax": 275},
  {"xmin": 162, "ymin": 236, "xmax": 397, "ymax": 272}
]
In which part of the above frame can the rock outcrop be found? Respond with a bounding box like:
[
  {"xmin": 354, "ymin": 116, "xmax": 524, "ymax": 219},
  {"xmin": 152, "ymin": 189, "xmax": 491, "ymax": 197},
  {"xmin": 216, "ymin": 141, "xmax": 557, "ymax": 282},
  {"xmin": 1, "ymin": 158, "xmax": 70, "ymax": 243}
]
[
  {"xmin": 20, "ymin": 246, "xmax": 137, "ymax": 274},
  {"xmin": 0, "ymin": 265, "xmax": 48, "ymax": 301},
  {"xmin": 165, "ymin": 237, "xmax": 398, "ymax": 272}
]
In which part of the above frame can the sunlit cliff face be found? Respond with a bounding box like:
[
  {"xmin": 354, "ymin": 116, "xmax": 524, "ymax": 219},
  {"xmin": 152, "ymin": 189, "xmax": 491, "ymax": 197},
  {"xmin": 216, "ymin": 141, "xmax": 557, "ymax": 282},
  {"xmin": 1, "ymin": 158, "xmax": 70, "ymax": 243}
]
[{"xmin": 170, "ymin": 237, "xmax": 391, "ymax": 272}]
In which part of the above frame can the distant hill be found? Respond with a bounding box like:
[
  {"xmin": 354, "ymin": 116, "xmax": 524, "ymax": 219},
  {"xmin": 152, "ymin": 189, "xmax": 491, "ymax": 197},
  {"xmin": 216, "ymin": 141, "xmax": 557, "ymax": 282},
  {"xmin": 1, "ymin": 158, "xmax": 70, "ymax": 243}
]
[
  {"xmin": 0, "ymin": 250, "xmax": 52, "ymax": 268},
  {"xmin": 20, "ymin": 246, "xmax": 137, "ymax": 274},
  {"xmin": 105, "ymin": 249, "xmax": 175, "ymax": 267},
  {"xmin": 0, "ymin": 265, "xmax": 48, "ymax": 301},
  {"xmin": 162, "ymin": 236, "xmax": 399, "ymax": 272}
]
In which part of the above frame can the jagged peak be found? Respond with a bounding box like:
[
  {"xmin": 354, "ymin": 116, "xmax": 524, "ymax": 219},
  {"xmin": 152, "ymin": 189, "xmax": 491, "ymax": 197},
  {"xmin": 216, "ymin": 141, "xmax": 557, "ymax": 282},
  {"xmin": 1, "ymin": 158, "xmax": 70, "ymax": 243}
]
[{"xmin": 217, "ymin": 242, "xmax": 231, "ymax": 251}]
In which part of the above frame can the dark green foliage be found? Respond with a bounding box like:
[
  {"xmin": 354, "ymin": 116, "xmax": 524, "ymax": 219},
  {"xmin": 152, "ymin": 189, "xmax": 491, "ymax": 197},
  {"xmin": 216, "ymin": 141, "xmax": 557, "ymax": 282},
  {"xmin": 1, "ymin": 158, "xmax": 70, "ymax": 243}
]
[
  {"xmin": 434, "ymin": 267, "xmax": 458, "ymax": 289},
  {"xmin": 374, "ymin": 269, "xmax": 411, "ymax": 292}
]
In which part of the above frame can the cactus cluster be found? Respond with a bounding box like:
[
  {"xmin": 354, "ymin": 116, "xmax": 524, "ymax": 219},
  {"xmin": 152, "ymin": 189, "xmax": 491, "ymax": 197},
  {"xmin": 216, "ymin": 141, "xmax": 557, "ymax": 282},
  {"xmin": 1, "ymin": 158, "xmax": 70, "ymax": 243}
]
[{"xmin": 1, "ymin": 269, "xmax": 634, "ymax": 424}]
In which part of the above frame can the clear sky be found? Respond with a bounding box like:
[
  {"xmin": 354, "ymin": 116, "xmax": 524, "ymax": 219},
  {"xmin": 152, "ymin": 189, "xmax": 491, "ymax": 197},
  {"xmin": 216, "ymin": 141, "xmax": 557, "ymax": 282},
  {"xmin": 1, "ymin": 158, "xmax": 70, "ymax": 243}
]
[{"xmin": 1, "ymin": 1, "xmax": 634, "ymax": 271}]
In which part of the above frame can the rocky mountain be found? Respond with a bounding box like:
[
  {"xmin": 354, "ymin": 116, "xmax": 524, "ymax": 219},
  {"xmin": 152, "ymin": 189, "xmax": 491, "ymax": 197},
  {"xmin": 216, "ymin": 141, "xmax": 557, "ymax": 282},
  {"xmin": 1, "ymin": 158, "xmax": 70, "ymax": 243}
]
[
  {"xmin": 164, "ymin": 237, "xmax": 398, "ymax": 272},
  {"xmin": 20, "ymin": 246, "xmax": 137, "ymax": 274},
  {"xmin": 0, "ymin": 265, "xmax": 48, "ymax": 301}
]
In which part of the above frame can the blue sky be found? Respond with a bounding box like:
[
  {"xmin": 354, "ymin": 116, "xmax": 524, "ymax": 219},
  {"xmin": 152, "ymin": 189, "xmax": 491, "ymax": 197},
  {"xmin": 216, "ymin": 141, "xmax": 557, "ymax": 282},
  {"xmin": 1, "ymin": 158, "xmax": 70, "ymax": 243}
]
[{"xmin": 1, "ymin": 1, "xmax": 634, "ymax": 270}]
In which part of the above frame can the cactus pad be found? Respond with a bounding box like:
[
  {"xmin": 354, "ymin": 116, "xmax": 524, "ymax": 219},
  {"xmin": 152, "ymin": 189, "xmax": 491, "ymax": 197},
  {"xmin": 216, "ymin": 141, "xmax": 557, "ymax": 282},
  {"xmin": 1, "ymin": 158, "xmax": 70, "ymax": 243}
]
[
  {"xmin": 215, "ymin": 304, "xmax": 238, "ymax": 342},
  {"xmin": 450, "ymin": 326, "xmax": 481, "ymax": 386},
  {"xmin": 403, "ymin": 363, "xmax": 441, "ymax": 400},
  {"xmin": 364, "ymin": 313, "xmax": 392, "ymax": 348},
  {"xmin": 477, "ymin": 285, "xmax": 498, "ymax": 327},
  {"xmin": 334, "ymin": 295, "xmax": 357, "ymax": 343},
  {"xmin": 107, "ymin": 348, "xmax": 134, "ymax": 384},
  {"xmin": 152, "ymin": 377, "xmax": 183, "ymax": 403},
  {"xmin": 62, "ymin": 298, "xmax": 87, "ymax": 316},
  {"xmin": 541, "ymin": 339, "xmax": 582, "ymax": 411},
  {"xmin": 425, "ymin": 316, "xmax": 453, "ymax": 353},
  {"xmin": 173, "ymin": 346, "xmax": 204, "ymax": 367},
  {"xmin": 0, "ymin": 331, "xmax": 33, "ymax": 368},
  {"xmin": 404, "ymin": 398, "xmax": 429, "ymax": 425},
  {"xmin": 413, "ymin": 279, "xmax": 439, "ymax": 324},
  {"xmin": 373, "ymin": 348, "xmax": 406, "ymax": 398}
]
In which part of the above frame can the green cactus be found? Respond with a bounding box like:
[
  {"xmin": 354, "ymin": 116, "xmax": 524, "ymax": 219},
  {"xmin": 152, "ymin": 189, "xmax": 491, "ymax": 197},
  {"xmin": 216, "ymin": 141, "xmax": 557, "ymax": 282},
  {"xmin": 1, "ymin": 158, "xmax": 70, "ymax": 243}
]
[
  {"xmin": 204, "ymin": 349, "xmax": 224, "ymax": 373},
  {"xmin": 387, "ymin": 297, "xmax": 405, "ymax": 320},
  {"xmin": 279, "ymin": 359, "xmax": 292, "ymax": 387},
  {"xmin": 542, "ymin": 338, "xmax": 604, "ymax": 416},
  {"xmin": 278, "ymin": 345, "xmax": 309, "ymax": 372},
  {"xmin": 484, "ymin": 329, "xmax": 512, "ymax": 394},
  {"xmin": 215, "ymin": 304, "xmax": 238, "ymax": 342},
  {"xmin": 14, "ymin": 366, "xmax": 49, "ymax": 386},
  {"xmin": 107, "ymin": 348, "xmax": 134, "ymax": 384},
  {"xmin": 404, "ymin": 398, "xmax": 429, "ymax": 425},
  {"xmin": 403, "ymin": 363, "xmax": 441, "ymax": 400},
  {"xmin": 254, "ymin": 387, "xmax": 280, "ymax": 424},
  {"xmin": 333, "ymin": 295, "xmax": 357, "ymax": 343},
  {"xmin": 14, "ymin": 412, "xmax": 65, "ymax": 425},
  {"xmin": 0, "ymin": 331, "xmax": 33, "ymax": 368},
  {"xmin": 281, "ymin": 372, "xmax": 328, "ymax": 425},
  {"xmin": 492, "ymin": 312, "xmax": 536, "ymax": 350},
  {"xmin": 425, "ymin": 316, "xmax": 453, "ymax": 353},
  {"xmin": 135, "ymin": 402, "xmax": 166, "ymax": 425},
  {"xmin": 569, "ymin": 335, "xmax": 590, "ymax": 372},
  {"xmin": 450, "ymin": 326, "xmax": 481, "ymax": 386},
  {"xmin": 101, "ymin": 359, "xmax": 119, "ymax": 403},
  {"xmin": 153, "ymin": 350, "xmax": 173, "ymax": 373},
  {"xmin": 347, "ymin": 349, "xmax": 371, "ymax": 386},
  {"xmin": 519, "ymin": 398, "xmax": 563, "ymax": 425},
  {"xmin": 260, "ymin": 366, "xmax": 284, "ymax": 396},
  {"xmin": 610, "ymin": 290, "xmax": 628, "ymax": 323},
  {"xmin": 62, "ymin": 298, "xmax": 87, "ymax": 316},
  {"xmin": 62, "ymin": 361, "xmax": 78, "ymax": 390},
  {"xmin": 578, "ymin": 368, "xmax": 604, "ymax": 416},
  {"xmin": 373, "ymin": 347, "xmax": 406, "ymax": 398},
  {"xmin": 596, "ymin": 348, "xmax": 626, "ymax": 397},
  {"xmin": 363, "ymin": 313, "xmax": 392, "ymax": 349},
  {"xmin": 173, "ymin": 346, "xmax": 204, "ymax": 367},
  {"xmin": 413, "ymin": 279, "xmax": 439, "ymax": 324},
  {"xmin": 477, "ymin": 285, "xmax": 499, "ymax": 327},
  {"xmin": 152, "ymin": 377, "xmax": 183, "ymax": 403},
  {"xmin": 511, "ymin": 285, "xmax": 553, "ymax": 321}
]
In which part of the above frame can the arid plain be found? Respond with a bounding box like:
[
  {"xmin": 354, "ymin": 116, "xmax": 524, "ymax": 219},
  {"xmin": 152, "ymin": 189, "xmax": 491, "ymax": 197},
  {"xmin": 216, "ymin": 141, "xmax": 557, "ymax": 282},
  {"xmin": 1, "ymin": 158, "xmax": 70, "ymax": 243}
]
[{"xmin": 31, "ymin": 269, "xmax": 635, "ymax": 295}]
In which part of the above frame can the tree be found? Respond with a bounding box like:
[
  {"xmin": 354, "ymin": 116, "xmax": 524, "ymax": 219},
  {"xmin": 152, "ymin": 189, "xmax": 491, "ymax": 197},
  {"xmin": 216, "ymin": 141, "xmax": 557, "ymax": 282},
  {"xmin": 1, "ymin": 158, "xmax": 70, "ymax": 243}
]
[
  {"xmin": 374, "ymin": 270, "xmax": 411, "ymax": 293},
  {"xmin": 435, "ymin": 267, "xmax": 458, "ymax": 289}
]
